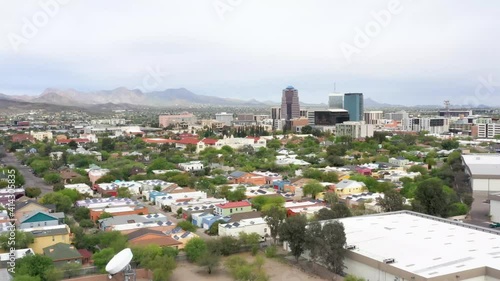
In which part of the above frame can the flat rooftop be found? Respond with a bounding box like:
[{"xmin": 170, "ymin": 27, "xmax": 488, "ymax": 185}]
[
  {"xmin": 462, "ymin": 154, "xmax": 500, "ymax": 176},
  {"xmin": 333, "ymin": 212, "xmax": 500, "ymax": 279}
]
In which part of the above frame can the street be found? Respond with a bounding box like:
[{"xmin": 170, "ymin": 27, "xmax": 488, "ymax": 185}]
[
  {"xmin": 0, "ymin": 145, "xmax": 53, "ymax": 194},
  {"xmin": 463, "ymin": 191, "xmax": 492, "ymax": 228}
]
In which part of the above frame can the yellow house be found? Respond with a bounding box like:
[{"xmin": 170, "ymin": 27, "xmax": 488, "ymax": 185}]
[
  {"xmin": 24, "ymin": 225, "xmax": 71, "ymax": 254},
  {"xmin": 334, "ymin": 180, "xmax": 367, "ymax": 195}
]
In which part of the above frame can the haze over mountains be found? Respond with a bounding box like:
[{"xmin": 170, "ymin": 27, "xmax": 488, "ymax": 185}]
[{"xmin": 0, "ymin": 88, "xmax": 481, "ymax": 109}]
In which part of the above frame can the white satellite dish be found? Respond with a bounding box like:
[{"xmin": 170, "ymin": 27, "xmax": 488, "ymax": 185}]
[{"xmin": 106, "ymin": 248, "xmax": 133, "ymax": 275}]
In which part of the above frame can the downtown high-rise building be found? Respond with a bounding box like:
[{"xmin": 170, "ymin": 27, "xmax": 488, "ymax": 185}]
[
  {"xmin": 281, "ymin": 86, "xmax": 300, "ymax": 120},
  {"xmin": 327, "ymin": 92, "xmax": 364, "ymax": 121},
  {"xmin": 328, "ymin": 93, "xmax": 344, "ymax": 109},
  {"xmin": 344, "ymin": 93, "xmax": 364, "ymax": 121}
]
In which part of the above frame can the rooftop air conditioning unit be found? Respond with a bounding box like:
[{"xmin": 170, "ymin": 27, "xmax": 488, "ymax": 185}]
[
  {"xmin": 383, "ymin": 258, "xmax": 395, "ymax": 264},
  {"xmin": 346, "ymin": 245, "xmax": 356, "ymax": 250}
]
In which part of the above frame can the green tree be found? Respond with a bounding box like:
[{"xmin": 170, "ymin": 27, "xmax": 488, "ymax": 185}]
[
  {"xmin": 279, "ymin": 215, "xmax": 307, "ymax": 261},
  {"xmin": 79, "ymin": 219, "xmax": 95, "ymax": 228},
  {"xmin": 302, "ymin": 180, "xmax": 325, "ymax": 199},
  {"xmin": 92, "ymin": 248, "xmax": 115, "ymax": 271},
  {"xmin": 263, "ymin": 205, "xmax": 286, "ymax": 244},
  {"xmin": 0, "ymin": 231, "xmax": 35, "ymax": 250},
  {"xmin": 117, "ymin": 187, "xmax": 132, "ymax": 198},
  {"xmin": 97, "ymin": 231, "xmax": 128, "ymax": 252},
  {"xmin": 57, "ymin": 188, "xmax": 80, "ymax": 203},
  {"xmin": 184, "ymin": 237, "xmax": 207, "ymax": 262},
  {"xmin": 177, "ymin": 221, "xmax": 197, "ymax": 232},
  {"xmin": 43, "ymin": 172, "xmax": 61, "ymax": 184},
  {"xmin": 101, "ymin": 138, "xmax": 115, "ymax": 152},
  {"xmin": 198, "ymin": 246, "xmax": 221, "ymax": 274},
  {"xmin": 414, "ymin": 178, "xmax": 449, "ymax": 217},
  {"xmin": 441, "ymin": 139, "xmax": 459, "ymax": 150},
  {"xmin": 31, "ymin": 160, "xmax": 51, "ymax": 175},
  {"xmin": 25, "ymin": 187, "xmax": 41, "ymax": 198},
  {"xmin": 301, "ymin": 125, "xmax": 313, "ymax": 134},
  {"xmin": 331, "ymin": 203, "xmax": 352, "ymax": 219},
  {"xmin": 316, "ymin": 208, "xmax": 338, "ymax": 221},
  {"xmin": 68, "ymin": 140, "xmax": 78, "ymax": 150},
  {"xmin": 305, "ymin": 221, "xmax": 323, "ymax": 266},
  {"xmin": 377, "ymin": 189, "xmax": 405, "ymax": 212},
  {"xmin": 98, "ymin": 211, "xmax": 113, "ymax": 220},
  {"xmin": 208, "ymin": 220, "xmax": 225, "ymax": 235},
  {"xmin": 39, "ymin": 192, "xmax": 73, "ymax": 213},
  {"xmin": 408, "ymin": 165, "xmax": 428, "ymax": 175},
  {"xmin": 320, "ymin": 221, "xmax": 347, "ymax": 274},
  {"xmin": 266, "ymin": 139, "xmax": 281, "ymax": 150},
  {"xmin": 73, "ymin": 207, "xmax": 90, "ymax": 221},
  {"xmin": 15, "ymin": 254, "xmax": 55, "ymax": 281}
]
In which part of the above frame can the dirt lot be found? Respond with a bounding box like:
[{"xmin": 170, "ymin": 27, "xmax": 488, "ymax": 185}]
[{"xmin": 170, "ymin": 253, "xmax": 329, "ymax": 281}]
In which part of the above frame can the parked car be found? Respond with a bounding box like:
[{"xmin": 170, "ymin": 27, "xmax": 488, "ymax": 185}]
[{"xmin": 489, "ymin": 222, "xmax": 500, "ymax": 228}]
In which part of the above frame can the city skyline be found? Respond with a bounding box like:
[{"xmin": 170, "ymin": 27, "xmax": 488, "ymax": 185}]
[{"xmin": 0, "ymin": 1, "xmax": 499, "ymax": 105}]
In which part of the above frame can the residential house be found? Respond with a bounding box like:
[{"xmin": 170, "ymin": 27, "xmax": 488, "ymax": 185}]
[
  {"xmin": 192, "ymin": 212, "xmax": 215, "ymax": 228},
  {"xmin": 96, "ymin": 181, "xmax": 143, "ymax": 196},
  {"xmin": 14, "ymin": 200, "xmax": 54, "ymax": 222},
  {"xmin": 43, "ymin": 243, "xmax": 83, "ymax": 267},
  {"xmin": 155, "ymin": 190, "xmax": 208, "ymax": 208},
  {"xmin": 287, "ymin": 206, "xmax": 329, "ymax": 219},
  {"xmin": 0, "ymin": 248, "xmax": 34, "ymax": 268},
  {"xmin": 166, "ymin": 228, "xmax": 199, "ymax": 249},
  {"xmin": 170, "ymin": 197, "xmax": 227, "ymax": 214},
  {"xmin": 89, "ymin": 205, "xmax": 149, "ymax": 221},
  {"xmin": 24, "ymin": 224, "xmax": 71, "ymax": 254},
  {"xmin": 126, "ymin": 228, "xmax": 182, "ymax": 249},
  {"xmin": 252, "ymin": 171, "xmax": 282, "ymax": 185},
  {"xmin": 98, "ymin": 213, "xmax": 169, "ymax": 231},
  {"xmin": 64, "ymin": 183, "xmax": 93, "ymax": 195},
  {"xmin": 19, "ymin": 211, "xmax": 64, "ymax": 229},
  {"xmin": 355, "ymin": 166, "xmax": 372, "ymax": 176},
  {"xmin": 228, "ymin": 171, "xmax": 266, "ymax": 185},
  {"xmin": 77, "ymin": 249, "xmax": 92, "ymax": 265},
  {"xmin": 75, "ymin": 197, "xmax": 142, "ymax": 209},
  {"xmin": 30, "ymin": 131, "xmax": 53, "ymax": 141},
  {"xmin": 340, "ymin": 192, "xmax": 384, "ymax": 212},
  {"xmin": 389, "ymin": 157, "xmax": 410, "ymax": 167},
  {"xmin": 334, "ymin": 180, "xmax": 368, "ymax": 195},
  {"xmin": 59, "ymin": 169, "xmax": 81, "ymax": 184},
  {"xmin": 218, "ymin": 217, "xmax": 268, "ymax": 238},
  {"xmin": 11, "ymin": 134, "xmax": 35, "ymax": 143},
  {"xmin": 178, "ymin": 161, "xmax": 204, "ymax": 172},
  {"xmin": 214, "ymin": 201, "xmax": 252, "ymax": 216}
]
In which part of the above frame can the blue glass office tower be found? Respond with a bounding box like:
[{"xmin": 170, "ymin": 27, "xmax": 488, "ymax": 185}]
[{"xmin": 343, "ymin": 93, "xmax": 364, "ymax": 121}]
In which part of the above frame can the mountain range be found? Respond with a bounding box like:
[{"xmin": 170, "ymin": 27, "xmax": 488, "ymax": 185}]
[
  {"xmin": 1, "ymin": 88, "xmax": 485, "ymax": 109},
  {"xmin": 0, "ymin": 88, "xmax": 273, "ymax": 107}
]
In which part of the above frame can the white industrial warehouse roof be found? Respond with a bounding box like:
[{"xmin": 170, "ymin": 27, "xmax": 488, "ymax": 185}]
[
  {"xmin": 332, "ymin": 212, "xmax": 500, "ymax": 278},
  {"xmin": 462, "ymin": 154, "xmax": 500, "ymax": 176}
]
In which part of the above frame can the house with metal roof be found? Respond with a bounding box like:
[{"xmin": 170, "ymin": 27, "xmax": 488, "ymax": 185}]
[{"xmin": 19, "ymin": 211, "xmax": 65, "ymax": 229}]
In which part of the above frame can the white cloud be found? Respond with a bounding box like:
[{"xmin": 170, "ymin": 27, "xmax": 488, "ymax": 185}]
[{"xmin": 0, "ymin": 0, "xmax": 499, "ymax": 105}]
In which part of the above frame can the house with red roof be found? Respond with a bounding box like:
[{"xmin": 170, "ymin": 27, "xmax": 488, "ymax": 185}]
[
  {"xmin": 214, "ymin": 201, "xmax": 252, "ymax": 216},
  {"xmin": 11, "ymin": 134, "xmax": 35, "ymax": 143}
]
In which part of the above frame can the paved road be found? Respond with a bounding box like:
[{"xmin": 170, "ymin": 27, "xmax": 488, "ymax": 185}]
[
  {"xmin": 463, "ymin": 191, "xmax": 492, "ymax": 228},
  {"xmin": 0, "ymin": 146, "xmax": 53, "ymax": 194}
]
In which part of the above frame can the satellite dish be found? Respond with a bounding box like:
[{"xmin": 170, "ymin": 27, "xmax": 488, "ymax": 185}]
[{"xmin": 105, "ymin": 248, "xmax": 133, "ymax": 275}]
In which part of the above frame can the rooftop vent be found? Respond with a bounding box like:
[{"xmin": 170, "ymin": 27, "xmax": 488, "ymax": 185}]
[
  {"xmin": 383, "ymin": 258, "xmax": 395, "ymax": 264},
  {"xmin": 346, "ymin": 245, "xmax": 356, "ymax": 250}
]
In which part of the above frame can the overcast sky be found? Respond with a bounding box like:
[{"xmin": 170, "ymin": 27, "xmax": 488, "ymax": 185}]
[{"xmin": 0, "ymin": 0, "xmax": 499, "ymax": 105}]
